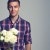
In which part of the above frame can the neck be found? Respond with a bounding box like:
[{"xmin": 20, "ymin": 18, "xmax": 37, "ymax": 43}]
[{"xmin": 10, "ymin": 15, "xmax": 19, "ymax": 24}]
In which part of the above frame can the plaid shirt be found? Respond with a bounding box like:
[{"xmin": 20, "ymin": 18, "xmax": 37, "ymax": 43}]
[{"xmin": 0, "ymin": 16, "xmax": 32, "ymax": 50}]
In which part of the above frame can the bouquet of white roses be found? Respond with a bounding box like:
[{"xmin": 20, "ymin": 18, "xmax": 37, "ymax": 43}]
[
  {"xmin": 0, "ymin": 28, "xmax": 19, "ymax": 44},
  {"xmin": 0, "ymin": 28, "xmax": 19, "ymax": 50}
]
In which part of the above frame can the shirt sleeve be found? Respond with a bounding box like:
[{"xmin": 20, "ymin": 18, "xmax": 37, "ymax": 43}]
[{"xmin": 24, "ymin": 22, "xmax": 32, "ymax": 45}]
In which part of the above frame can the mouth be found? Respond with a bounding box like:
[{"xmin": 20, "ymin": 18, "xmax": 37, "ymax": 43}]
[{"xmin": 12, "ymin": 11, "xmax": 15, "ymax": 13}]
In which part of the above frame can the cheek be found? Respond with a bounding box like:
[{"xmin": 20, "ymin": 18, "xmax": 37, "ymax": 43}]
[
  {"xmin": 9, "ymin": 9, "xmax": 12, "ymax": 13},
  {"xmin": 16, "ymin": 8, "xmax": 20, "ymax": 11}
]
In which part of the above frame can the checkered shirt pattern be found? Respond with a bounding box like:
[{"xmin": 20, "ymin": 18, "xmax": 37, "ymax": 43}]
[{"xmin": 0, "ymin": 16, "xmax": 32, "ymax": 50}]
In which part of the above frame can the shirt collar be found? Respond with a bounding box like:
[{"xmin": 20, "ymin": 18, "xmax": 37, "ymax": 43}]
[{"xmin": 9, "ymin": 15, "xmax": 21, "ymax": 24}]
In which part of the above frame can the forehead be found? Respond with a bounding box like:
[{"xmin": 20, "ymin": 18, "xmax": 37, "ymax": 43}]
[{"xmin": 9, "ymin": 2, "xmax": 19, "ymax": 6}]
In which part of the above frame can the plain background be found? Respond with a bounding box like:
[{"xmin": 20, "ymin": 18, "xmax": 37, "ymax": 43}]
[{"xmin": 0, "ymin": 0, "xmax": 50, "ymax": 50}]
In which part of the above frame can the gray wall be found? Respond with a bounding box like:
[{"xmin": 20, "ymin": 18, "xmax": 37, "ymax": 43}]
[{"xmin": 0, "ymin": 0, "xmax": 50, "ymax": 50}]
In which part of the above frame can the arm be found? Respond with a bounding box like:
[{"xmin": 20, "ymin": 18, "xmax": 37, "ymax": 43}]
[
  {"xmin": 25, "ymin": 44, "xmax": 31, "ymax": 50},
  {"xmin": 24, "ymin": 22, "xmax": 32, "ymax": 50}
]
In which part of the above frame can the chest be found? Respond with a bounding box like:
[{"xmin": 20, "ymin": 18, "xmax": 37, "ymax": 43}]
[{"xmin": 1, "ymin": 23, "xmax": 26, "ymax": 40}]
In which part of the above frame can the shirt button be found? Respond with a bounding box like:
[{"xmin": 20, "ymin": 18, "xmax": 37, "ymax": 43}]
[
  {"xmin": 12, "ymin": 24, "xmax": 14, "ymax": 28},
  {"xmin": 12, "ymin": 23, "xmax": 13, "ymax": 25}
]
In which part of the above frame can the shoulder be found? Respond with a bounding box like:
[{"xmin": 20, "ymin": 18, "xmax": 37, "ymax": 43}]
[
  {"xmin": 20, "ymin": 17, "xmax": 30, "ymax": 25},
  {"xmin": 0, "ymin": 17, "xmax": 9, "ymax": 24}
]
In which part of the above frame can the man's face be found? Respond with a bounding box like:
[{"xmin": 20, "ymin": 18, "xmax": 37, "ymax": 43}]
[{"xmin": 8, "ymin": 2, "xmax": 20, "ymax": 17}]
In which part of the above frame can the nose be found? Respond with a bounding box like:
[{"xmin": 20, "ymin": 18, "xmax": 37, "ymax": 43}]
[{"xmin": 12, "ymin": 7, "xmax": 14, "ymax": 11}]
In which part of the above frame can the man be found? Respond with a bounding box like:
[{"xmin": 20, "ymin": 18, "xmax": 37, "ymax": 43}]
[{"xmin": 0, "ymin": 0, "xmax": 32, "ymax": 50}]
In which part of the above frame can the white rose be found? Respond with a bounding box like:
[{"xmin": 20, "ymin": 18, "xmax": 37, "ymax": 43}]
[
  {"xmin": 1, "ymin": 30, "xmax": 7, "ymax": 36},
  {"xmin": 4, "ymin": 36, "xmax": 9, "ymax": 42},
  {"xmin": 0, "ymin": 36, "xmax": 4, "ymax": 41},
  {"xmin": 9, "ymin": 35, "xmax": 17, "ymax": 44},
  {"xmin": 10, "ymin": 28, "xmax": 19, "ymax": 35},
  {"xmin": 4, "ymin": 31, "xmax": 13, "ymax": 42},
  {"xmin": 6, "ymin": 31, "xmax": 13, "ymax": 36}
]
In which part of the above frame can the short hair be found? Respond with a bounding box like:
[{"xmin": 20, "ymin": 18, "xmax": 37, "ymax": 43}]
[{"xmin": 7, "ymin": 0, "xmax": 20, "ymax": 9}]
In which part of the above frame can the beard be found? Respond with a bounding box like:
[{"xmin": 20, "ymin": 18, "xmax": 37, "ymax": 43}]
[{"xmin": 10, "ymin": 12, "xmax": 18, "ymax": 18}]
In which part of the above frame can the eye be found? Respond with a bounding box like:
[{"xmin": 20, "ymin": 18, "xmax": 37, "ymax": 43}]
[
  {"xmin": 14, "ymin": 5, "xmax": 18, "ymax": 8},
  {"xmin": 9, "ymin": 6, "xmax": 12, "ymax": 9}
]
